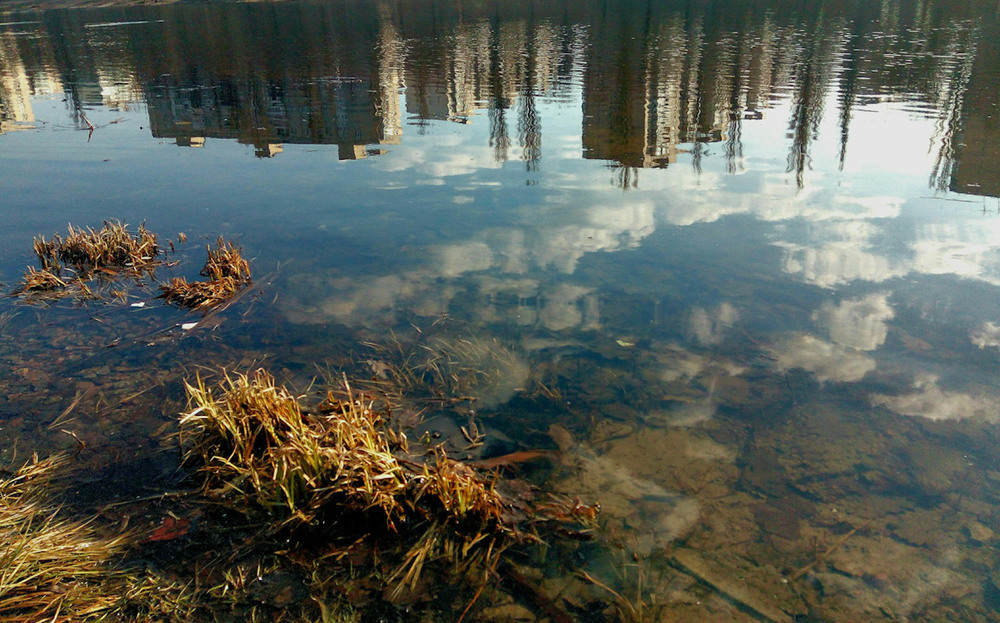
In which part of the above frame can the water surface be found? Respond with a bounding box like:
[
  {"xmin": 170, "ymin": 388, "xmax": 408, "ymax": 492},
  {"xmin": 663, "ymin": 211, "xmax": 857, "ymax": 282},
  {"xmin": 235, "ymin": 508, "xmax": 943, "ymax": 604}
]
[{"xmin": 3, "ymin": 0, "xmax": 1000, "ymax": 620}]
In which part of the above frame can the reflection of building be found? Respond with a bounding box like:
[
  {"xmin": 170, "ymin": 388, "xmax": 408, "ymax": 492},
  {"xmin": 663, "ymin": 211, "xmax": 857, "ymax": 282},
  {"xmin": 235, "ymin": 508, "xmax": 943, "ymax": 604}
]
[
  {"xmin": 0, "ymin": 0, "xmax": 994, "ymax": 174},
  {"xmin": 146, "ymin": 75, "xmax": 398, "ymax": 159},
  {"xmin": 404, "ymin": 21, "xmax": 492, "ymax": 122},
  {"xmin": 0, "ymin": 32, "xmax": 36, "ymax": 131},
  {"xmin": 580, "ymin": 12, "xmax": 781, "ymax": 170},
  {"xmin": 176, "ymin": 136, "xmax": 205, "ymax": 148}
]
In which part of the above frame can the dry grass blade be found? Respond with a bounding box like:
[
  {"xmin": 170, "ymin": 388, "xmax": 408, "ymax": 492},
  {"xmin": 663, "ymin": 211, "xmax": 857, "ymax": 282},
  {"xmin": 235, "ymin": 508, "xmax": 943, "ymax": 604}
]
[
  {"xmin": 201, "ymin": 237, "xmax": 251, "ymax": 284},
  {"xmin": 32, "ymin": 235, "xmax": 60, "ymax": 271},
  {"xmin": 16, "ymin": 266, "xmax": 68, "ymax": 293},
  {"xmin": 414, "ymin": 447, "xmax": 505, "ymax": 523}
]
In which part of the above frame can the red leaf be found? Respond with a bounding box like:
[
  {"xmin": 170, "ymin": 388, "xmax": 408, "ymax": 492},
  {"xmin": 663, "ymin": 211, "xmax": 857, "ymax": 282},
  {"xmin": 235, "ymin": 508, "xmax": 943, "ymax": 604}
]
[{"xmin": 145, "ymin": 516, "xmax": 191, "ymax": 542}]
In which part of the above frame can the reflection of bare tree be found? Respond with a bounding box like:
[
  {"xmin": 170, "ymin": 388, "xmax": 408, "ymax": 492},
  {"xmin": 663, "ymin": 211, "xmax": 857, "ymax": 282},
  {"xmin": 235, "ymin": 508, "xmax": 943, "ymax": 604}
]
[
  {"xmin": 721, "ymin": 30, "xmax": 747, "ymax": 174},
  {"xmin": 680, "ymin": 17, "xmax": 704, "ymax": 174},
  {"xmin": 517, "ymin": 22, "xmax": 541, "ymax": 172},
  {"xmin": 488, "ymin": 108, "xmax": 510, "ymax": 162},
  {"xmin": 785, "ymin": 17, "xmax": 841, "ymax": 189},
  {"xmin": 609, "ymin": 163, "xmax": 639, "ymax": 190},
  {"xmin": 927, "ymin": 23, "xmax": 978, "ymax": 192},
  {"xmin": 487, "ymin": 22, "xmax": 511, "ymax": 163},
  {"xmin": 836, "ymin": 30, "xmax": 862, "ymax": 171},
  {"xmin": 518, "ymin": 90, "xmax": 540, "ymax": 171}
]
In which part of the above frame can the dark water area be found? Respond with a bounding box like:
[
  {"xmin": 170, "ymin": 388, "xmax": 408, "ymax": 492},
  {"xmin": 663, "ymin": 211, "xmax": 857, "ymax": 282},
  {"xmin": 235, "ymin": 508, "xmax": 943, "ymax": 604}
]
[{"xmin": 4, "ymin": 0, "xmax": 1000, "ymax": 620}]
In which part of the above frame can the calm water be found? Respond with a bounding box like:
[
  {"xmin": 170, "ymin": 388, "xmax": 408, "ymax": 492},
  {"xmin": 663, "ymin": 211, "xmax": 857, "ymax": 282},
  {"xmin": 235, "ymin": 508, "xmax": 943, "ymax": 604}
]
[{"xmin": 3, "ymin": 0, "xmax": 1000, "ymax": 620}]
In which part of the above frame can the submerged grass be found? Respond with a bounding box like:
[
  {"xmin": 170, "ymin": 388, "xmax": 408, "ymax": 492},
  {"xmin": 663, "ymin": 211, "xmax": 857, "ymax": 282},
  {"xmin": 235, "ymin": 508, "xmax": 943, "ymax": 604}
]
[{"xmin": 0, "ymin": 454, "xmax": 129, "ymax": 622}]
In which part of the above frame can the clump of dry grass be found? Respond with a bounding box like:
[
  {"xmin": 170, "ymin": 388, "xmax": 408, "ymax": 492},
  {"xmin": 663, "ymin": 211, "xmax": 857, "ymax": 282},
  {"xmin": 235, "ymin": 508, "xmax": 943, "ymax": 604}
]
[
  {"xmin": 57, "ymin": 221, "xmax": 159, "ymax": 272},
  {"xmin": 180, "ymin": 370, "xmax": 405, "ymax": 527},
  {"xmin": 14, "ymin": 221, "xmax": 161, "ymax": 300},
  {"xmin": 160, "ymin": 237, "xmax": 251, "ymax": 312},
  {"xmin": 0, "ymin": 454, "xmax": 129, "ymax": 622},
  {"xmin": 180, "ymin": 369, "xmax": 598, "ymax": 599},
  {"xmin": 33, "ymin": 221, "xmax": 159, "ymax": 276}
]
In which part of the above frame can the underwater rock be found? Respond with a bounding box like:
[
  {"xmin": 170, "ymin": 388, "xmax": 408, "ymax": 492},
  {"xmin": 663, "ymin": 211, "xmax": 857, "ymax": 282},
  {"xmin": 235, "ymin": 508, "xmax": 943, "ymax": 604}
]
[
  {"xmin": 964, "ymin": 521, "xmax": 994, "ymax": 544},
  {"xmin": 669, "ymin": 549, "xmax": 801, "ymax": 622},
  {"xmin": 548, "ymin": 424, "xmax": 701, "ymax": 556}
]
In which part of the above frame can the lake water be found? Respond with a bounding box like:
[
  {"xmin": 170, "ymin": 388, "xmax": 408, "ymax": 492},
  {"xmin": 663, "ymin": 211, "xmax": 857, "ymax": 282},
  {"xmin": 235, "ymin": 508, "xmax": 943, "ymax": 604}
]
[{"xmin": 3, "ymin": 0, "xmax": 1000, "ymax": 620}]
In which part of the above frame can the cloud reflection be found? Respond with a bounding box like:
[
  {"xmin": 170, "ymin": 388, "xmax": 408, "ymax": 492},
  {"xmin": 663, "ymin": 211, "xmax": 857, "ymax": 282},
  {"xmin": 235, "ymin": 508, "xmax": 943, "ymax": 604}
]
[
  {"xmin": 768, "ymin": 333, "xmax": 876, "ymax": 383},
  {"xmin": 813, "ymin": 293, "xmax": 894, "ymax": 351},
  {"xmin": 872, "ymin": 375, "xmax": 1000, "ymax": 423},
  {"xmin": 970, "ymin": 322, "xmax": 1000, "ymax": 349}
]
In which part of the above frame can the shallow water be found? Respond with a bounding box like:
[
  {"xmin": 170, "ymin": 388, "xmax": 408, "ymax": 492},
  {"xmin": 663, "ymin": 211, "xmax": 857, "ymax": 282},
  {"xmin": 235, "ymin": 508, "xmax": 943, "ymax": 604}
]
[{"xmin": 3, "ymin": 0, "xmax": 1000, "ymax": 620}]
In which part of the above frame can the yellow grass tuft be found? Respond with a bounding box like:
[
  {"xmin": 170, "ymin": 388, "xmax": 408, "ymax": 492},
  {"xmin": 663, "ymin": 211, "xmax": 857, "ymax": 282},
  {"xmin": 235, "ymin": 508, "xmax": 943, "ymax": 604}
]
[
  {"xmin": 0, "ymin": 454, "xmax": 129, "ymax": 622},
  {"xmin": 180, "ymin": 370, "xmax": 405, "ymax": 526},
  {"xmin": 180, "ymin": 368, "xmax": 599, "ymax": 601},
  {"xmin": 47, "ymin": 220, "xmax": 159, "ymax": 274},
  {"xmin": 160, "ymin": 237, "xmax": 252, "ymax": 311}
]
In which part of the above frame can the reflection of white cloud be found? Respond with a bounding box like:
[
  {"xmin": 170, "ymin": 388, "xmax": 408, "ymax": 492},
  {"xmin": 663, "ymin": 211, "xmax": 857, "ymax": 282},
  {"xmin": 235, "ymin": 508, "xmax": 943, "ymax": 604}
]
[
  {"xmin": 971, "ymin": 322, "xmax": 1000, "ymax": 349},
  {"xmin": 561, "ymin": 445, "xmax": 699, "ymax": 556},
  {"xmin": 777, "ymin": 242, "xmax": 906, "ymax": 288},
  {"xmin": 654, "ymin": 170, "xmax": 902, "ymax": 228},
  {"xmin": 813, "ymin": 293, "xmax": 894, "ymax": 351},
  {"xmin": 532, "ymin": 200, "xmax": 655, "ymax": 273},
  {"xmin": 374, "ymin": 133, "xmax": 501, "ymax": 178},
  {"xmin": 689, "ymin": 302, "xmax": 739, "ymax": 345},
  {"xmin": 539, "ymin": 283, "xmax": 595, "ymax": 331},
  {"xmin": 656, "ymin": 345, "xmax": 709, "ymax": 382},
  {"xmin": 435, "ymin": 241, "xmax": 495, "ymax": 277},
  {"xmin": 283, "ymin": 272, "xmax": 454, "ymax": 326},
  {"xmin": 769, "ymin": 333, "xmax": 876, "ymax": 382},
  {"xmin": 911, "ymin": 238, "xmax": 1000, "ymax": 286},
  {"xmin": 754, "ymin": 193, "xmax": 902, "ymax": 223},
  {"xmin": 907, "ymin": 221, "xmax": 1000, "ymax": 286},
  {"xmin": 872, "ymin": 375, "xmax": 1000, "ymax": 423}
]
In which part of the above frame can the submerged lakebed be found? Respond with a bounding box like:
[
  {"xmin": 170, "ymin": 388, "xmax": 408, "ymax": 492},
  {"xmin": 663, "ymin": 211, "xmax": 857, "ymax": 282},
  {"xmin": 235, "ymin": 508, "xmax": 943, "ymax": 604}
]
[{"xmin": 3, "ymin": 0, "xmax": 1000, "ymax": 620}]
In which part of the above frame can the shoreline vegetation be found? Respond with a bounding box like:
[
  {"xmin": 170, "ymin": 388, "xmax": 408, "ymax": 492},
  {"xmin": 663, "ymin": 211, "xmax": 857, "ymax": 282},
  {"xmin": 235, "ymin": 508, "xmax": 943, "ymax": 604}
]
[
  {"xmin": 2, "ymin": 221, "xmax": 600, "ymax": 622},
  {"xmin": 0, "ymin": 367, "xmax": 600, "ymax": 622}
]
